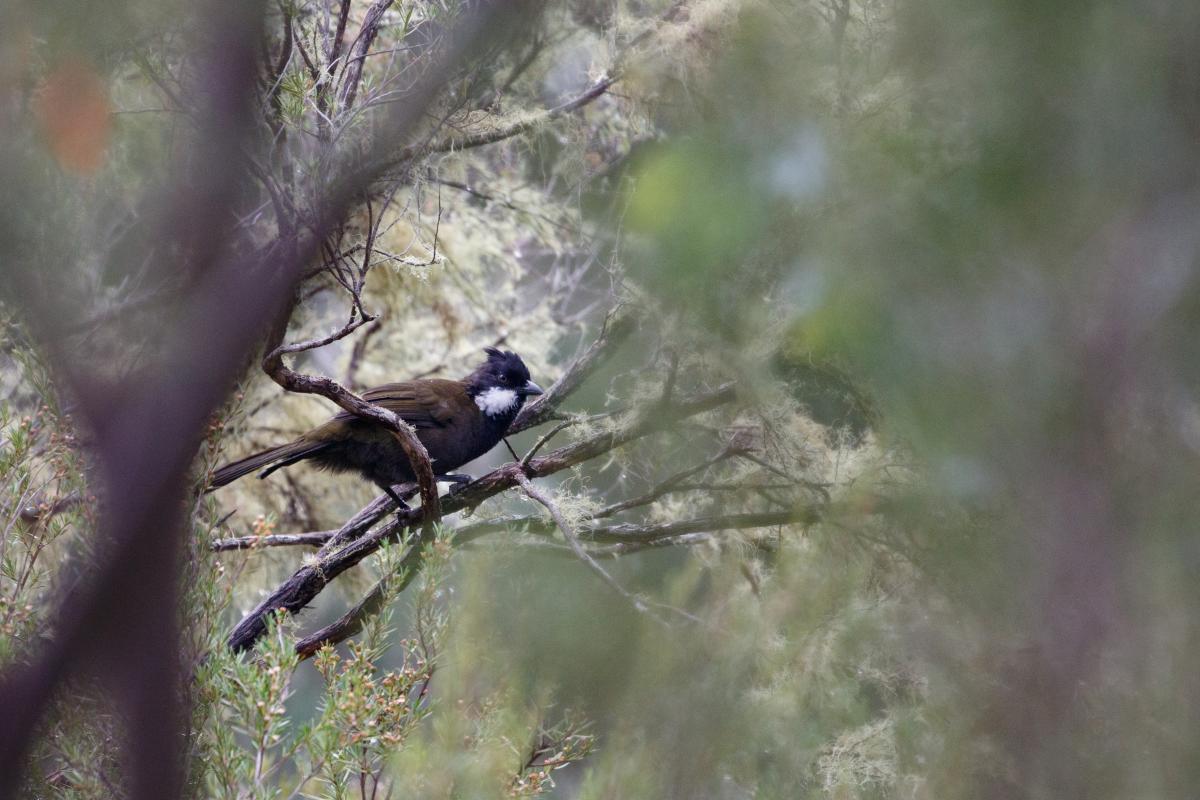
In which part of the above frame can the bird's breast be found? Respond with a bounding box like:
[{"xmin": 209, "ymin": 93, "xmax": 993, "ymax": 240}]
[{"xmin": 417, "ymin": 410, "xmax": 513, "ymax": 472}]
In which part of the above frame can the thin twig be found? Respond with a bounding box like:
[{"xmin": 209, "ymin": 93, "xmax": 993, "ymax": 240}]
[
  {"xmin": 515, "ymin": 471, "xmax": 665, "ymax": 624},
  {"xmin": 345, "ymin": 315, "xmax": 385, "ymax": 388},
  {"xmin": 510, "ymin": 305, "xmax": 635, "ymax": 434},
  {"xmin": 520, "ymin": 416, "xmax": 595, "ymax": 467},
  {"xmin": 591, "ymin": 444, "xmax": 745, "ymax": 520},
  {"xmin": 449, "ymin": 508, "xmax": 819, "ymax": 549},
  {"xmin": 265, "ymin": 311, "xmax": 377, "ymax": 359}
]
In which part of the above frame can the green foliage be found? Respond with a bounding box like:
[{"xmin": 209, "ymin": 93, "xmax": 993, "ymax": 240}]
[
  {"xmin": 183, "ymin": 532, "xmax": 596, "ymax": 799},
  {"xmin": 0, "ymin": 351, "xmax": 89, "ymax": 669}
]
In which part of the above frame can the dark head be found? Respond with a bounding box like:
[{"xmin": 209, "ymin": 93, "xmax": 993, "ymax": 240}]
[{"xmin": 465, "ymin": 347, "xmax": 544, "ymax": 419}]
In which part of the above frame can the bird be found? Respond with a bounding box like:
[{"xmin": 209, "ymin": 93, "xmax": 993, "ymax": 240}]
[{"xmin": 209, "ymin": 347, "xmax": 543, "ymax": 507}]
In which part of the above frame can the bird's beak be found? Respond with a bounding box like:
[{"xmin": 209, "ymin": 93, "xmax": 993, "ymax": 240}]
[{"xmin": 524, "ymin": 380, "xmax": 545, "ymax": 396}]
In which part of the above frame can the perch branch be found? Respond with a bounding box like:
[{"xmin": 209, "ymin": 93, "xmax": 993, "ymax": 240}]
[
  {"xmin": 481, "ymin": 531, "xmax": 715, "ymax": 559},
  {"xmin": 266, "ymin": 310, "xmax": 377, "ymax": 358},
  {"xmin": 520, "ymin": 415, "xmax": 605, "ymax": 467},
  {"xmin": 293, "ymin": 534, "xmax": 430, "ymax": 659}
]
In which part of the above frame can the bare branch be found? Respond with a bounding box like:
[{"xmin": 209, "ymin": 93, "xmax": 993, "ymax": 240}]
[
  {"xmin": 520, "ymin": 415, "xmax": 604, "ymax": 467},
  {"xmin": 316, "ymin": 485, "xmax": 415, "ymax": 555},
  {"xmin": 345, "ymin": 315, "xmax": 384, "ymax": 388},
  {"xmin": 482, "ymin": 531, "xmax": 715, "ymax": 559},
  {"xmin": 337, "ymin": 0, "xmax": 396, "ymax": 113},
  {"xmin": 660, "ymin": 349, "xmax": 680, "ymax": 405},
  {"xmin": 264, "ymin": 309, "xmax": 377, "ymax": 359},
  {"xmin": 293, "ymin": 562, "xmax": 408, "ymax": 660},
  {"xmin": 293, "ymin": 508, "xmax": 443, "ymax": 659},
  {"xmin": 293, "ymin": 22, "xmax": 321, "ymax": 83},
  {"xmin": 582, "ymin": 509, "xmax": 819, "ymax": 544},
  {"xmin": 327, "ymin": 0, "xmax": 353, "ymax": 65},
  {"xmin": 430, "ymin": 176, "xmax": 582, "ymax": 235}
]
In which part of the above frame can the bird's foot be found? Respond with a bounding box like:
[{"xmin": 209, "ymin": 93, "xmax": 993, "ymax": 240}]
[{"xmin": 437, "ymin": 473, "xmax": 473, "ymax": 496}]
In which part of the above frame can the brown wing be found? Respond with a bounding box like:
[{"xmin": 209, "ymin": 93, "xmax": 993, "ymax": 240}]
[{"xmin": 333, "ymin": 378, "xmax": 464, "ymax": 429}]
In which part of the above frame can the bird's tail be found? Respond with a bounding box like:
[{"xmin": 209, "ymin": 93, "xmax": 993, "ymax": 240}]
[{"xmin": 208, "ymin": 439, "xmax": 328, "ymax": 490}]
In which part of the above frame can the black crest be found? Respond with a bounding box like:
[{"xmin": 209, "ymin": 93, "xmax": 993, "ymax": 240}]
[{"xmin": 468, "ymin": 347, "xmax": 533, "ymax": 393}]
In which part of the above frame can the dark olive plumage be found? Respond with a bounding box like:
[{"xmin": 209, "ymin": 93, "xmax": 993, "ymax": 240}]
[{"xmin": 210, "ymin": 348, "xmax": 542, "ymax": 499}]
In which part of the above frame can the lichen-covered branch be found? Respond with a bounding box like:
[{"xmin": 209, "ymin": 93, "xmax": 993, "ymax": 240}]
[
  {"xmin": 407, "ymin": 74, "xmax": 619, "ymax": 159},
  {"xmin": 514, "ymin": 471, "xmax": 658, "ymax": 618},
  {"xmin": 211, "ymin": 531, "xmax": 333, "ymax": 552},
  {"xmin": 284, "ymin": 504, "xmax": 819, "ymax": 656}
]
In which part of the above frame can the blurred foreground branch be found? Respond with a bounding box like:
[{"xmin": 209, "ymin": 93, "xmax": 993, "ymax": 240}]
[{"xmin": 0, "ymin": 2, "xmax": 540, "ymax": 795}]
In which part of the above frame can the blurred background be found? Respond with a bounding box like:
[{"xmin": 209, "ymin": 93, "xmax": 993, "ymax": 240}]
[{"xmin": 1, "ymin": 0, "xmax": 1199, "ymax": 797}]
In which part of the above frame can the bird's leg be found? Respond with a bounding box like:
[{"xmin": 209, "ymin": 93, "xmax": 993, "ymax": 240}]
[{"xmin": 382, "ymin": 485, "xmax": 410, "ymax": 512}]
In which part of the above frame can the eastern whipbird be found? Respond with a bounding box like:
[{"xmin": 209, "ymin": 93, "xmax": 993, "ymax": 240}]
[{"xmin": 210, "ymin": 348, "xmax": 543, "ymax": 507}]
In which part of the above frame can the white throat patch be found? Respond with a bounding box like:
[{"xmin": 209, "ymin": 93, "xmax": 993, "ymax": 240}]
[{"xmin": 474, "ymin": 386, "xmax": 519, "ymax": 417}]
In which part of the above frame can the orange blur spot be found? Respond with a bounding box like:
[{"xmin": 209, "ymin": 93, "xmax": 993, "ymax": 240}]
[{"xmin": 34, "ymin": 58, "xmax": 111, "ymax": 175}]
